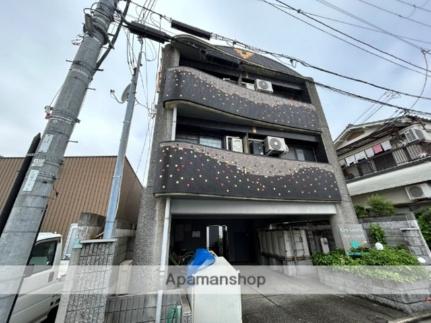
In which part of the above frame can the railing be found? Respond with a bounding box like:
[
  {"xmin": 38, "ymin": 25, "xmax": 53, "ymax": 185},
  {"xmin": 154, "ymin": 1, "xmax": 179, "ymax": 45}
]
[
  {"xmin": 344, "ymin": 143, "xmax": 430, "ymax": 182},
  {"xmin": 162, "ymin": 66, "xmax": 321, "ymax": 131},
  {"xmin": 153, "ymin": 141, "xmax": 341, "ymax": 202}
]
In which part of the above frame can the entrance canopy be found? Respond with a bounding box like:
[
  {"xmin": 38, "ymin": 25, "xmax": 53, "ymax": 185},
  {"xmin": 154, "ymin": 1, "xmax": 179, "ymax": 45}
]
[{"xmin": 171, "ymin": 198, "xmax": 337, "ymax": 220}]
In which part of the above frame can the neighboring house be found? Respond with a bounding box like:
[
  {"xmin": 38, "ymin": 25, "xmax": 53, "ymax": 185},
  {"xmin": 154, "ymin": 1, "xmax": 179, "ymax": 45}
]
[
  {"xmin": 133, "ymin": 34, "xmax": 363, "ymax": 270},
  {"xmin": 0, "ymin": 156, "xmax": 142, "ymax": 238},
  {"xmin": 335, "ymin": 114, "xmax": 431, "ymax": 213}
]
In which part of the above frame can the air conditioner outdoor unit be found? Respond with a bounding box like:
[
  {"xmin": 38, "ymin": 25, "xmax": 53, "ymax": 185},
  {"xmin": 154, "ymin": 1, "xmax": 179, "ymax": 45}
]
[
  {"xmin": 254, "ymin": 79, "xmax": 273, "ymax": 93},
  {"xmin": 225, "ymin": 136, "xmax": 243, "ymax": 153},
  {"xmin": 405, "ymin": 183, "xmax": 431, "ymax": 200},
  {"xmin": 401, "ymin": 126, "xmax": 431, "ymax": 144},
  {"xmin": 264, "ymin": 136, "xmax": 287, "ymax": 155}
]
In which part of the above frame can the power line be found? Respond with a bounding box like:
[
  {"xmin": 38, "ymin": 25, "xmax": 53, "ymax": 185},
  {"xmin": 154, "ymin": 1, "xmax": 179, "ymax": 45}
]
[
  {"xmin": 272, "ymin": 0, "xmax": 431, "ymax": 74},
  {"xmin": 394, "ymin": 0, "xmax": 431, "ymax": 13},
  {"xmin": 305, "ymin": 10, "xmax": 431, "ymax": 46},
  {"xmin": 357, "ymin": 0, "xmax": 431, "ymax": 28},
  {"xmin": 273, "ymin": 52, "xmax": 431, "ymax": 100},
  {"xmin": 261, "ymin": 1, "xmax": 429, "ymax": 77},
  {"xmin": 314, "ymin": 0, "xmax": 429, "ymax": 50},
  {"xmin": 352, "ymin": 91, "xmax": 389, "ymax": 124},
  {"xmin": 125, "ymin": 3, "xmax": 431, "ymax": 116},
  {"xmin": 395, "ymin": 0, "xmax": 431, "ymax": 12},
  {"xmin": 130, "ymin": 1, "xmax": 431, "ymax": 100},
  {"xmin": 410, "ymin": 49, "xmax": 430, "ymax": 108},
  {"xmin": 361, "ymin": 92, "xmax": 400, "ymax": 123}
]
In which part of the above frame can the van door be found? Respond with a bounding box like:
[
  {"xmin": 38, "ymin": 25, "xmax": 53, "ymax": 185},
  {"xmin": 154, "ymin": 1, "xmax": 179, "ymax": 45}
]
[{"xmin": 11, "ymin": 238, "xmax": 61, "ymax": 323}]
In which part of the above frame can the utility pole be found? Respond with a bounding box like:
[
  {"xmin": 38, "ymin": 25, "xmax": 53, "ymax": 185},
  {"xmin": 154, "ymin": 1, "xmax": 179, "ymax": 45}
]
[
  {"xmin": 0, "ymin": 0, "xmax": 120, "ymax": 320},
  {"xmin": 103, "ymin": 42, "xmax": 143, "ymax": 239},
  {"xmin": 0, "ymin": 133, "xmax": 40, "ymax": 236}
]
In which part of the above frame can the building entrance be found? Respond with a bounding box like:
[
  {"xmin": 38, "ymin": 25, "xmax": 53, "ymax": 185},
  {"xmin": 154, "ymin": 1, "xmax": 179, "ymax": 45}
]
[{"xmin": 169, "ymin": 217, "xmax": 335, "ymax": 266}]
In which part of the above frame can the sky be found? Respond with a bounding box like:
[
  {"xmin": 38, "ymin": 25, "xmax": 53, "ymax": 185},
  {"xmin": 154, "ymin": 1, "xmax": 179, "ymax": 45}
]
[{"xmin": 1, "ymin": 0, "xmax": 430, "ymax": 183}]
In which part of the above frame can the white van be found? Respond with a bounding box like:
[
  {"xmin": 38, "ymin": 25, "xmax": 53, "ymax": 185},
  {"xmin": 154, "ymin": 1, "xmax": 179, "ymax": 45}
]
[{"xmin": 10, "ymin": 233, "xmax": 64, "ymax": 323}]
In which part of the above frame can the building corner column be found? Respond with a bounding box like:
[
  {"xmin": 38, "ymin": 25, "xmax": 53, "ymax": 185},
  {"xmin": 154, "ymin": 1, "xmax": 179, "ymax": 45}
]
[{"xmin": 305, "ymin": 80, "xmax": 367, "ymax": 250}]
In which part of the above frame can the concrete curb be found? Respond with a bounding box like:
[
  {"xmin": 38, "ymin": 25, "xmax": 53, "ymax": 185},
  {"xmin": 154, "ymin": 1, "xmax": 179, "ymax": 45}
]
[{"xmin": 388, "ymin": 311, "xmax": 431, "ymax": 323}]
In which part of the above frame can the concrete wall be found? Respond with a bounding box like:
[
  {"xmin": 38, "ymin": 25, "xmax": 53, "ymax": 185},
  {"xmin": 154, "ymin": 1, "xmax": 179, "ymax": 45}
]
[
  {"xmin": 305, "ymin": 81, "xmax": 363, "ymax": 249},
  {"xmin": 105, "ymin": 293, "xmax": 183, "ymax": 323},
  {"xmin": 360, "ymin": 215, "xmax": 431, "ymax": 263},
  {"xmin": 133, "ymin": 44, "xmax": 180, "ymax": 268},
  {"xmin": 56, "ymin": 213, "xmax": 136, "ymax": 323},
  {"xmin": 56, "ymin": 240, "xmax": 117, "ymax": 323},
  {"xmin": 318, "ymin": 268, "xmax": 431, "ymax": 314}
]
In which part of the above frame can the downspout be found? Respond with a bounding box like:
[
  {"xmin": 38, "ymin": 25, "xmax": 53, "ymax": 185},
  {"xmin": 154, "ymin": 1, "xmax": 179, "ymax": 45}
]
[
  {"xmin": 0, "ymin": 133, "xmax": 41, "ymax": 236},
  {"xmin": 155, "ymin": 106, "xmax": 177, "ymax": 323}
]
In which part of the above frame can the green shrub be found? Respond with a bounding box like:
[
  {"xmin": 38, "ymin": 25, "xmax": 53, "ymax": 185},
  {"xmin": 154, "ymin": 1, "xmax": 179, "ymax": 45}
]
[
  {"xmin": 367, "ymin": 195, "xmax": 395, "ymax": 217},
  {"xmin": 359, "ymin": 247, "xmax": 418, "ymax": 265},
  {"xmin": 312, "ymin": 247, "xmax": 427, "ymax": 283},
  {"xmin": 312, "ymin": 247, "xmax": 418, "ymax": 266},
  {"xmin": 354, "ymin": 204, "xmax": 368, "ymax": 218},
  {"xmin": 417, "ymin": 208, "xmax": 431, "ymax": 248},
  {"xmin": 367, "ymin": 195, "xmax": 395, "ymax": 216},
  {"xmin": 369, "ymin": 223, "xmax": 386, "ymax": 244},
  {"xmin": 312, "ymin": 250, "xmax": 356, "ymax": 266}
]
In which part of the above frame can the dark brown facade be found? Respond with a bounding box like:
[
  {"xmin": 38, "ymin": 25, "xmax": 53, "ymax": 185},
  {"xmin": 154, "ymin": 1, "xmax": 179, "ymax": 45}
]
[
  {"xmin": 163, "ymin": 67, "xmax": 320, "ymax": 131},
  {"xmin": 0, "ymin": 156, "xmax": 142, "ymax": 237},
  {"xmin": 154, "ymin": 142, "xmax": 340, "ymax": 201}
]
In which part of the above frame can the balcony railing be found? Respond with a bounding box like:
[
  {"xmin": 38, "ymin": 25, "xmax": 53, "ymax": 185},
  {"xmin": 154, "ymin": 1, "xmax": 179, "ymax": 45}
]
[
  {"xmin": 162, "ymin": 66, "xmax": 320, "ymax": 131},
  {"xmin": 153, "ymin": 142, "xmax": 341, "ymax": 202},
  {"xmin": 343, "ymin": 143, "xmax": 430, "ymax": 182}
]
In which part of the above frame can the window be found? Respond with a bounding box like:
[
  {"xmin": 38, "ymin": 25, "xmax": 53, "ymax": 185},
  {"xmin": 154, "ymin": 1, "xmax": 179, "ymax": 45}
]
[
  {"xmin": 176, "ymin": 133, "xmax": 199, "ymax": 144},
  {"xmin": 28, "ymin": 240, "xmax": 57, "ymax": 273},
  {"xmin": 283, "ymin": 146, "xmax": 317, "ymax": 162},
  {"xmin": 199, "ymin": 136, "xmax": 222, "ymax": 149}
]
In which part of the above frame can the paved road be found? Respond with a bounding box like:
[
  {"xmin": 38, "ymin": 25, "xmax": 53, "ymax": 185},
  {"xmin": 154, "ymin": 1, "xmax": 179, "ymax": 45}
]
[
  {"xmin": 238, "ymin": 267, "xmax": 421, "ymax": 323},
  {"xmin": 242, "ymin": 293, "xmax": 408, "ymax": 323}
]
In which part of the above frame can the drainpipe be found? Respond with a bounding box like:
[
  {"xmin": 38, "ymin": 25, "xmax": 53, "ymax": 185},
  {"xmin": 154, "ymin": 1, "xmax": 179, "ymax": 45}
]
[
  {"xmin": 0, "ymin": 133, "xmax": 41, "ymax": 236},
  {"xmin": 155, "ymin": 106, "xmax": 177, "ymax": 323}
]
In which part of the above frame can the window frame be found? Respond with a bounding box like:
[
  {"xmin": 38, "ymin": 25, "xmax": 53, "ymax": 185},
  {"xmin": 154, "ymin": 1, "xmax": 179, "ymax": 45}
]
[{"xmin": 28, "ymin": 239, "xmax": 58, "ymax": 274}]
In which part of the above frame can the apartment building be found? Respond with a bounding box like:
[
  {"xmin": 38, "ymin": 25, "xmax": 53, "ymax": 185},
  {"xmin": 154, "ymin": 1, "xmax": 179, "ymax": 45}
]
[
  {"xmin": 335, "ymin": 114, "xmax": 431, "ymax": 213},
  {"xmin": 134, "ymin": 35, "xmax": 363, "ymax": 268}
]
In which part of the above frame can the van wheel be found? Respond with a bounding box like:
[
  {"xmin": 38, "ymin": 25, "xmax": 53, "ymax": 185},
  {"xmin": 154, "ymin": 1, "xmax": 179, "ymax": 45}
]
[{"xmin": 45, "ymin": 306, "xmax": 58, "ymax": 323}]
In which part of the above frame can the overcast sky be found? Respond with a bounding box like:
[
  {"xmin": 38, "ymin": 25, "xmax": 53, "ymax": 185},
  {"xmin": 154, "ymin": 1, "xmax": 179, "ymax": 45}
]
[{"xmin": 1, "ymin": 0, "xmax": 430, "ymax": 182}]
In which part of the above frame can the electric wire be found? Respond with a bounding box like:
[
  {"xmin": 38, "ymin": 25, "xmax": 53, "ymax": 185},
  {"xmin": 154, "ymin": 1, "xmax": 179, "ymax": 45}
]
[
  {"xmin": 129, "ymin": 2, "xmax": 431, "ymax": 102},
  {"xmin": 124, "ymin": 4, "xmax": 431, "ymax": 117},
  {"xmin": 305, "ymin": 10, "xmax": 431, "ymax": 45},
  {"xmin": 95, "ymin": 0, "xmax": 132, "ymax": 70},
  {"xmin": 357, "ymin": 0, "xmax": 431, "ymax": 28},
  {"xmin": 262, "ymin": 1, "xmax": 429, "ymax": 77},
  {"xmin": 314, "ymin": 0, "xmax": 429, "ymax": 50},
  {"xmin": 394, "ymin": 0, "xmax": 431, "ymax": 14},
  {"xmin": 352, "ymin": 91, "xmax": 389, "ymax": 124},
  {"xmin": 410, "ymin": 49, "xmax": 430, "ymax": 108},
  {"xmin": 271, "ymin": 0, "xmax": 431, "ymax": 74},
  {"xmin": 361, "ymin": 92, "xmax": 400, "ymax": 123}
]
